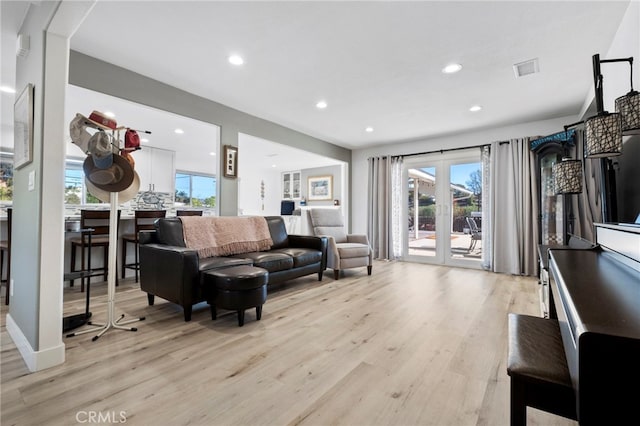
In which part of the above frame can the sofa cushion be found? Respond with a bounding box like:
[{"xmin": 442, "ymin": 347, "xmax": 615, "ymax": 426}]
[
  {"xmin": 155, "ymin": 217, "xmax": 186, "ymax": 247},
  {"xmin": 230, "ymin": 252, "xmax": 294, "ymax": 273},
  {"xmin": 265, "ymin": 216, "xmax": 289, "ymax": 249},
  {"xmin": 336, "ymin": 243, "xmax": 370, "ymax": 259},
  {"xmin": 271, "ymin": 248, "xmax": 322, "ymax": 268},
  {"xmin": 309, "ymin": 209, "xmax": 348, "ymax": 243},
  {"xmin": 199, "ymin": 256, "xmax": 253, "ymax": 272}
]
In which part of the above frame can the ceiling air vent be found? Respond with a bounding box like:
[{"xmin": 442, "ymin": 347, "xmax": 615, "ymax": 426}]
[{"xmin": 513, "ymin": 58, "xmax": 539, "ymax": 78}]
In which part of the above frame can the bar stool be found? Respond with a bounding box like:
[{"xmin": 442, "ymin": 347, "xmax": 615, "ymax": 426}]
[
  {"xmin": 121, "ymin": 210, "xmax": 166, "ymax": 282},
  {"xmin": 1, "ymin": 207, "xmax": 12, "ymax": 305},
  {"xmin": 70, "ymin": 209, "xmax": 120, "ymax": 292},
  {"xmin": 176, "ymin": 210, "xmax": 203, "ymax": 217}
]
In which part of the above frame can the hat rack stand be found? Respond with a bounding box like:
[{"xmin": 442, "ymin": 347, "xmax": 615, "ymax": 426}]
[{"xmin": 68, "ymin": 119, "xmax": 145, "ymax": 341}]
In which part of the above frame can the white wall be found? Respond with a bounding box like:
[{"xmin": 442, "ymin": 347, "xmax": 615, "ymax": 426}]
[
  {"xmin": 301, "ymin": 164, "xmax": 343, "ymax": 207},
  {"xmin": 579, "ymin": 1, "xmax": 640, "ymax": 117},
  {"xmin": 351, "ymin": 115, "xmax": 578, "ymax": 234},
  {"xmin": 237, "ymin": 164, "xmax": 345, "ymax": 216},
  {"xmin": 9, "ymin": 0, "xmax": 59, "ymax": 358},
  {"xmin": 238, "ymin": 168, "xmax": 280, "ymax": 216},
  {"xmin": 603, "ymin": 1, "xmax": 640, "ymax": 223}
]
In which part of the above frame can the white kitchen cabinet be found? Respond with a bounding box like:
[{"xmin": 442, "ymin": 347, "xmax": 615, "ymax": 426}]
[
  {"xmin": 282, "ymin": 171, "xmax": 301, "ymax": 199},
  {"xmin": 134, "ymin": 147, "xmax": 175, "ymax": 194}
]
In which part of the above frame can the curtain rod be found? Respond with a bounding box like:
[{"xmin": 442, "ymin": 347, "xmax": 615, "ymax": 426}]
[{"xmin": 399, "ymin": 142, "xmax": 491, "ymax": 158}]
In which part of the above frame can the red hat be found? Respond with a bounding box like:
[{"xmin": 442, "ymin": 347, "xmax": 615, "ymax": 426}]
[
  {"xmin": 124, "ymin": 128, "xmax": 141, "ymax": 151},
  {"xmin": 87, "ymin": 110, "xmax": 117, "ymax": 130}
]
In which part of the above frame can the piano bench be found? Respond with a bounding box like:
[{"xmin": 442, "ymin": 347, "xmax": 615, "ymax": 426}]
[{"xmin": 506, "ymin": 313, "xmax": 577, "ymax": 426}]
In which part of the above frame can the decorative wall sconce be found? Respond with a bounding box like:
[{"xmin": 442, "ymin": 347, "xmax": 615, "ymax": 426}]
[{"xmin": 585, "ymin": 54, "xmax": 638, "ymax": 157}]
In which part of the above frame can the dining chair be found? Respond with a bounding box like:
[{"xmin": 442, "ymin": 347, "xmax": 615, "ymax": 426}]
[
  {"xmin": 69, "ymin": 209, "xmax": 119, "ymax": 292},
  {"xmin": 176, "ymin": 210, "xmax": 203, "ymax": 217},
  {"xmin": 1, "ymin": 207, "xmax": 12, "ymax": 304},
  {"xmin": 121, "ymin": 210, "xmax": 166, "ymax": 282}
]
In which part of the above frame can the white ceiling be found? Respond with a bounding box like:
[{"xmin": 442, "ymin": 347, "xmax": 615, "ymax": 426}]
[
  {"xmin": 67, "ymin": 0, "xmax": 631, "ymax": 149},
  {"xmin": 1, "ymin": 1, "xmax": 633, "ymax": 153}
]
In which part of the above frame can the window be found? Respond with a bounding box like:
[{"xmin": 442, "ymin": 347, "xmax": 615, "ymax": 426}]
[
  {"xmin": 175, "ymin": 172, "xmax": 216, "ymax": 207},
  {"xmin": 0, "ymin": 156, "xmax": 13, "ymax": 201},
  {"xmin": 65, "ymin": 160, "xmax": 103, "ymax": 204}
]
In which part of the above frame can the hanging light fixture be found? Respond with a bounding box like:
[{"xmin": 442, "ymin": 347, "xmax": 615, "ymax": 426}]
[
  {"xmin": 585, "ymin": 54, "xmax": 623, "ymax": 158},
  {"xmin": 615, "ymin": 57, "xmax": 640, "ymax": 135},
  {"xmin": 553, "ymin": 123, "xmax": 583, "ymax": 195},
  {"xmin": 553, "ymin": 159, "xmax": 583, "ymax": 194}
]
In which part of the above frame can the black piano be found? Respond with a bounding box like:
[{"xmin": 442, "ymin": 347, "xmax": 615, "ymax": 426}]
[{"xmin": 548, "ymin": 223, "xmax": 640, "ymax": 425}]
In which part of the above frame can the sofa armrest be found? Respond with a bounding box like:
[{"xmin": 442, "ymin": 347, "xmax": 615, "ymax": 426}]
[
  {"xmin": 347, "ymin": 234, "xmax": 370, "ymax": 245},
  {"xmin": 288, "ymin": 234, "xmax": 326, "ymax": 250},
  {"xmin": 139, "ymin": 243, "xmax": 200, "ymax": 305},
  {"xmin": 318, "ymin": 235, "xmax": 339, "ymax": 270},
  {"xmin": 139, "ymin": 230, "xmax": 159, "ymax": 245},
  {"xmin": 347, "ymin": 234, "xmax": 373, "ymax": 263},
  {"xmin": 288, "ymin": 234, "xmax": 328, "ymax": 271}
]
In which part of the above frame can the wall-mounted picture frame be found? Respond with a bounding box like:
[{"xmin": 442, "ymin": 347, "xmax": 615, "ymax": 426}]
[
  {"xmin": 308, "ymin": 175, "xmax": 333, "ymax": 201},
  {"xmin": 223, "ymin": 145, "xmax": 238, "ymax": 178},
  {"xmin": 14, "ymin": 83, "xmax": 34, "ymax": 170}
]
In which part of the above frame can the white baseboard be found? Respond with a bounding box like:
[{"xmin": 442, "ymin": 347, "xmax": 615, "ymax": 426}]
[{"xmin": 6, "ymin": 314, "xmax": 65, "ymax": 372}]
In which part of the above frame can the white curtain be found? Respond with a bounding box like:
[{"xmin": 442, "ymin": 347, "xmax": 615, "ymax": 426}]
[
  {"xmin": 481, "ymin": 145, "xmax": 492, "ymax": 270},
  {"xmin": 489, "ymin": 139, "xmax": 539, "ymax": 276},
  {"xmin": 367, "ymin": 156, "xmax": 403, "ymax": 260}
]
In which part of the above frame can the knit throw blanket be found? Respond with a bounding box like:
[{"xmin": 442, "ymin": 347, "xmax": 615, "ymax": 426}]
[{"xmin": 180, "ymin": 216, "xmax": 273, "ymax": 258}]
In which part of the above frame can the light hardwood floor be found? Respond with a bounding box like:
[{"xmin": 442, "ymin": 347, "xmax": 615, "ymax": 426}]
[{"xmin": 1, "ymin": 261, "xmax": 577, "ymax": 426}]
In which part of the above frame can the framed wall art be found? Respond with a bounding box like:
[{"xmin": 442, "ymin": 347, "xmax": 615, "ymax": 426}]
[
  {"xmin": 307, "ymin": 175, "xmax": 332, "ymax": 201},
  {"xmin": 223, "ymin": 145, "xmax": 238, "ymax": 178},
  {"xmin": 14, "ymin": 83, "xmax": 34, "ymax": 170}
]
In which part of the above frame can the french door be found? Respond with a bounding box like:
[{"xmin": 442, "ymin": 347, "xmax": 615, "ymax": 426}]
[{"xmin": 403, "ymin": 150, "xmax": 483, "ymax": 268}]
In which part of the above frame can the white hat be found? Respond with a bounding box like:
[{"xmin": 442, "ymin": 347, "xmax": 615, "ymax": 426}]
[
  {"xmin": 85, "ymin": 170, "xmax": 141, "ymax": 203},
  {"xmin": 69, "ymin": 113, "xmax": 92, "ymax": 153}
]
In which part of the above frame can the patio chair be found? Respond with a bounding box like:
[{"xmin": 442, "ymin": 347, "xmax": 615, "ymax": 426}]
[{"xmin": 466, "ymin": 217, "xmax": 482, "ymax": 251}]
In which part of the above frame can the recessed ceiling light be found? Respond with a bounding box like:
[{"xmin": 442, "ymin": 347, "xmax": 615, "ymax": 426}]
[
  {"xmin": 104, "ymin": 111, "xmax": 115, "ymax": 118},
  {"xmin": 469, "ymin": 105, "xmax": 482, "ymax": 112},
  {"xmin": 442, "ymin": 63, "xmax": 463, "ymax": 74},
  {"xmin": 209, "ymin": 152, "xmax": 216, "ymax": 156},
  {"xmin": 140, "ymin": 138, "xmax": 149, "ymax": 143},
  {"xmin": 0, "ymin": 86, "xmax": 16, "ymax": 94},
  {"xmin": 272, "ymin": 164, "xmax": 277, "ymax": 168},
  {"xmin": 365, "ymin": 127, "xmax": 374, "ymax": 133},
  {"xmin": 228, "ymin": 55, "xmax": 244, "ymax": 65},
  {"xmin": 316, "ymin": 101, "xmax": 327, "ymax": 109},
  {"xmin": 174, "ymin": 128, "xmax": 184, "ymax": 134}
]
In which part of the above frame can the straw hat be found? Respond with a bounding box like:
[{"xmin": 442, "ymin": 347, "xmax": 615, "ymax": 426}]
[
  {"xmin": 83, "ymin": 154, "xmax": 134, "ymax": 193},
  {"xmin": 85, "ymin": 170, "xmax": 141, "ymax": 204}
]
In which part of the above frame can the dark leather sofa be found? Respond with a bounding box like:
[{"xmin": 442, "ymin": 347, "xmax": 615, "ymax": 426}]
[{"xmin": 139, "ymin": 216, "xmax": 327, "ymax": 321}]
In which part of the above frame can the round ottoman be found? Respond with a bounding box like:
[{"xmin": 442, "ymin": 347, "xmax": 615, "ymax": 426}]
[{"xmin": 204, "ymin": 265, "xmax": 269, "ymax": 326}]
